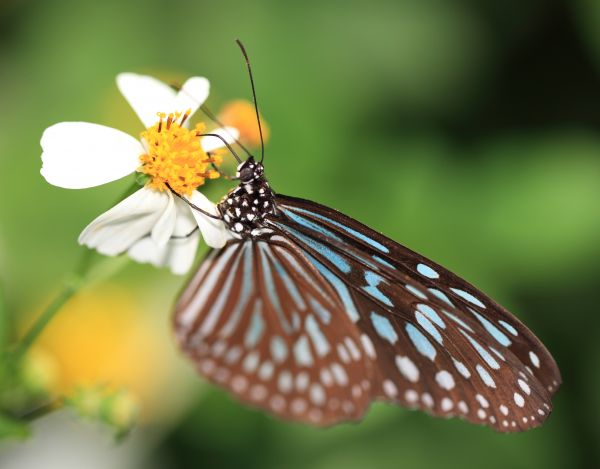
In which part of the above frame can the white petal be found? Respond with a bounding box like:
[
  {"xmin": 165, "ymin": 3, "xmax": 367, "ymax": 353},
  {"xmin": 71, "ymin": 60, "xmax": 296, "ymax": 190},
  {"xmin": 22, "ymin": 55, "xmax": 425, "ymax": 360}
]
[
  {"xmin": 127, "ymin": 197, "xmax": 200, "ymax": 274},
  {"xmin": 171, "ymin": 77, "xmax": 210, "ymax": 121},
  {"xmin": 128, "ymin": 233, "xmax": 199, "ymax": 275},
  {"xmin": 172, "ymin": 197, "xmax": 198, "ymax": 235},
  {"xmin": 150, "ymin": 191, "xmax": 177, "ymax": 246},
  {"xmin": 78, "ymin": 187, "xmax": 170, "ymax": 256},
  {"xmin": 117, "ymin": 73, "xmax": 210, "ymax": 128},
  {"xmin": 200, "ymin": 127, "xmax": 240, "ymax": 153},
  {"xmin": 40, "ymin": 122, "xmax": 142, "ymax": 189},
  {"xmin": 116, "ymin": 73, "xmax": 177, "ymax": 128},
  {"xmin": 187, "ymin": 191, "xmax": 233, "ymax": 248}
]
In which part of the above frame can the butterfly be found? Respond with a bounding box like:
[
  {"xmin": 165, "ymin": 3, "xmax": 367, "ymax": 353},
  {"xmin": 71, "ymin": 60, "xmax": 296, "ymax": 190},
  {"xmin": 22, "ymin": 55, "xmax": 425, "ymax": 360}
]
[{"xmin": 172, "ymin": 41, "xmax": 561, "ymax": 432}]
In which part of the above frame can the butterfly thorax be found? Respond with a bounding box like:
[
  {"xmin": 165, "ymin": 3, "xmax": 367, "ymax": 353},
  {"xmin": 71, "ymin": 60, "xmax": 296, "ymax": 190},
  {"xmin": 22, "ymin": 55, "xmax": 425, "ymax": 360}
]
[{"xmin": 217, "ymin": 158, "xmax": 277, "ymax": 237}]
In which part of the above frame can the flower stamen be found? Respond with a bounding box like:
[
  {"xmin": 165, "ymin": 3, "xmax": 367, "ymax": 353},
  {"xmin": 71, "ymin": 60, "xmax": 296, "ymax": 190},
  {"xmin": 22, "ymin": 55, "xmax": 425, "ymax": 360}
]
[
  {"xmin": 180, "ymin": 109, "xmax": 191, "ymax": 127},
  {"xmin": 138, "ymin": 111, "xmax": 221, "ymax": 196}
]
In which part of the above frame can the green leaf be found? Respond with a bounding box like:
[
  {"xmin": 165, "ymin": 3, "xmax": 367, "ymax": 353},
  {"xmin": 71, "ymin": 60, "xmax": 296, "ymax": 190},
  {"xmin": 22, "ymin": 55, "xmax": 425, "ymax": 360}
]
[{"xmin": 0, "ymin": 413, "xmax": 30, "ymax": 440}]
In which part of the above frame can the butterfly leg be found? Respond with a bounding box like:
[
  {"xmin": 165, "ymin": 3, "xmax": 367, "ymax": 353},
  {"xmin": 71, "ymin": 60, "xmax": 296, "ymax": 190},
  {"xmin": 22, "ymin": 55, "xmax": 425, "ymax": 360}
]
[
  {"xmin": 170, "ymin": 226, "xmax": 200, "ymax": 240},
  {"xmin": 208, "ymin": 156, "xmax": 238, "ymax": 181}
]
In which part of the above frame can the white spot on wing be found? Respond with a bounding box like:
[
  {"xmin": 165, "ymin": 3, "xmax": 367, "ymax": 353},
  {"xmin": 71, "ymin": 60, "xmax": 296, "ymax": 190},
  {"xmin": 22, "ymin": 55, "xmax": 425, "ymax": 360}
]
[
  {"xmin": 211, "ymin": 340, "xmax": 227, "ymax": 357},
  {"xmin": 518, "ymin": 379, "xmax": 531, "ymax": 395},
  {"xmin": 310, "ymin": 383, "xmax": 326, "ymax": 406},
  {"xmin": 360, "ymin": 333, "xmax": 376, "ymax": 359},
  {"xmin": 224, "ymin": 346, "xmax": 242, "ymax": 364},
  {"xmin": 337, "ymin": 343, "xmax": 351, "ymax": 364},
  {"xmin": 293, "ymin": 335, "xmax": 313, "ymax": 366},
  {"xmin": 278, "ymin": 371, "xmax": 293, "ymax": 393},
  {"xmin": 258, "ymin": 361, "xmax": 274, "ymax": 381},
  {"xmin": 270, "ymin": 336, "xmax": 288, "ymax": 363},
  {"xmin": 320, "ymin": 368, "xmax": 333, "ymax": 387},
  {"xmin": 383, "ymin": 380, "xmax": 398, "ymax": 398},
  {"xmin": 475, "ymin": 394, "xmax": 489, "ymax": 408},
  {"xmin": 435, "ymin": 370, "xmax": 455, "ymax": 390},
  {"xmin": 476, "ymin": 364, "xmax": 496, "ymax": 388},
  {"xmin": 242, "ymin": 351, "xmax": 260, "ymax": 373},
  {"xmin": 514, "ymin": 392, "xmax": 525, "ymax": 407},
  {"xmin": 295, "ymin": 371, "xmax": 309, "ymax": 391},
  {"xmin": 331, "ymin": 363, "xmax": 348, "ymax": 386},
  {"xmin": 344, "ymin": 337, "xmax": 361, "ymax": 361},
  {"xmin": 405, "ymin": 389, "xmax": 419, "ymax": 404},
  {"xmin": 270, "ymin": 395, "xmax": 285, "ymax": 412},
  {"xmin": 291, "ymin": 398, "xmax": 307, "ymax": 415},
  {"xmin": 441, "ymin": 397, "xmax": 453, "ymax": 412},
  {"xmin": 231, "ymin": 375, "xmax": 248, "ymax": 393},
  {"xmin": 396, "ymin": 355, "xmax": 420, "ymax": 382},
  {"xmin": 305, "ymin": 315, "xmax": 330, "ymax": 357},
  {"xmin": 529, "ymin": 351, "xmax": 540, "ymax": 368},
  {"xmin": 421, "ymin": 393, "xmax": 434, "ymax": 408}
]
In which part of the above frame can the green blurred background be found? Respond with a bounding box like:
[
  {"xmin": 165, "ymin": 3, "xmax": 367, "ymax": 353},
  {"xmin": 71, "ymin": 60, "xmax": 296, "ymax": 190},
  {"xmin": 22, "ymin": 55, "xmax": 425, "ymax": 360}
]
[{"xmin": 1, "ymin": 0, "xmax": 599, "ymax": 467}]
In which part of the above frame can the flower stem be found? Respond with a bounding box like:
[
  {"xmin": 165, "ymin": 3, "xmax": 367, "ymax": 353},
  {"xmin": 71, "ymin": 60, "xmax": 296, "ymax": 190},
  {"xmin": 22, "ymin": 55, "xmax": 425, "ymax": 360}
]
[
  {"xmin": 10, "ymin": 181, "xmax": 139, "ymax": 364},
  {"xmin": 20, "ymin": 398, "xmax": 64, "ymax": 422},
  {"xmin": 0, "ymin": 282, "xmax": 8, "ymax": 349},
  {"xmin": 10, "ymin": 278, "xmax": 78, "ymax": 363}
]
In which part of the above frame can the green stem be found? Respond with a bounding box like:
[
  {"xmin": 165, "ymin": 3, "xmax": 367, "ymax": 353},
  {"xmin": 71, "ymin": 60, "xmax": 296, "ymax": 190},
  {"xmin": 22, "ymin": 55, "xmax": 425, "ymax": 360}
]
[
  {"xmin": 20, "ymin": 398, "xmax": 64, "ymax": 422},
  {"xmin": 11, "ymin": 279, "xmax": 78, "ymax": 362},
  {"xmin": 10, "ymin": 180, "xmax": 139, "ymax": 364},
  {"xmin": 0, "ymin": 282, "xmax": 8, "ymax": 349}
]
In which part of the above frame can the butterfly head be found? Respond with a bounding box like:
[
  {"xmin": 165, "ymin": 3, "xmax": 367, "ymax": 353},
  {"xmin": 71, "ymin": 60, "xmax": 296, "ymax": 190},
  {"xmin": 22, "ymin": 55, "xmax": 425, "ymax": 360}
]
[{"xmin": 237, "ymin": 157, "xmax": 265, "ymax": 184}]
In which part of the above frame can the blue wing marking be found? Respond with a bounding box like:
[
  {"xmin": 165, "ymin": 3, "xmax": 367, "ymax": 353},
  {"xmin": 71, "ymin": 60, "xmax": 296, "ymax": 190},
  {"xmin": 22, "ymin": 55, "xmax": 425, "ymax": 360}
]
[{"xmin": 283, "ymin": 206, "xmax": 390, "ymax": 253}]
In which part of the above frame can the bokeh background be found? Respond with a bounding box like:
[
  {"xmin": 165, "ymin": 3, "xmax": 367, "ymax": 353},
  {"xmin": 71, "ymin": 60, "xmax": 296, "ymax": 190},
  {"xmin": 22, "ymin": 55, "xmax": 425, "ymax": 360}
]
[{"xmin": 1, "ymin": 0, "xmax": 599, "ymax": 467}]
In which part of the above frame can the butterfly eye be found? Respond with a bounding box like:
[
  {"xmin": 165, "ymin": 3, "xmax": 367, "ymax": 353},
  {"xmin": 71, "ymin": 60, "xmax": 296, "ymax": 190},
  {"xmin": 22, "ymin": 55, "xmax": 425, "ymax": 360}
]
[{"xmin": 240, "ymin": 166, "xmax": 256, "ymax": 183}]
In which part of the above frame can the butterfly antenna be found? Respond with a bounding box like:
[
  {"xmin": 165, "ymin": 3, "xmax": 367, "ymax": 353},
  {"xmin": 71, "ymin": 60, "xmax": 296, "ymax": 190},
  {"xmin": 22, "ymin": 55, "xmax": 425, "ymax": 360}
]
[
  {"xmin": 171, "ymin": 82, "xmax": 253, "ymax": 159},
  {"xmin": 196, "ymin": 132, "xmax": 242, "ymax": 164},
  {"xmin": 236, "ymin": 39, "xmax": 265, "ymax": 164},
  {"xmin": 199, "ymin": 104, "xmax": 253, "ymax": 158}
]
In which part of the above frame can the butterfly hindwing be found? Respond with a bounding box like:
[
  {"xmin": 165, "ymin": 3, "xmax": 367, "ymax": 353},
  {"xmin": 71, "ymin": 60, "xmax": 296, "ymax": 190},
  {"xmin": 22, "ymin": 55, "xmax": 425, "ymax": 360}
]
[
  {"xmin": 265, "ymin": 194, "xmax": 561, "ymax": 432},
  {"xmin": 174, "ymin": 237, "xmax": 375, "ymax": 426}
]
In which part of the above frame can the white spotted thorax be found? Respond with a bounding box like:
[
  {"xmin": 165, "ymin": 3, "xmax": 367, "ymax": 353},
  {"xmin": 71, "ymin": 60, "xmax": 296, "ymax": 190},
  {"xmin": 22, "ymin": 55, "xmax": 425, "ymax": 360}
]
[{"xmin": 218, "ymin": 157, "xmax": 277, "ymax": 237}]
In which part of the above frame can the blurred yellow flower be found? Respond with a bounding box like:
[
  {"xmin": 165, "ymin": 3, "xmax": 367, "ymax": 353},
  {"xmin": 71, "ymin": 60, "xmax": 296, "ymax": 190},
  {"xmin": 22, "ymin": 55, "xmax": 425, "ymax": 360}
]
[
  {"xmin": 218, "ymin": 100, "xmax": 270, "ymax": 148},
  {"xmin": 28, "ymin": 285, "xmax": 188, "ymax": 423},
  {"xmin": 20, "ymin": 347, "xmax": 60, "ymax": 395}
]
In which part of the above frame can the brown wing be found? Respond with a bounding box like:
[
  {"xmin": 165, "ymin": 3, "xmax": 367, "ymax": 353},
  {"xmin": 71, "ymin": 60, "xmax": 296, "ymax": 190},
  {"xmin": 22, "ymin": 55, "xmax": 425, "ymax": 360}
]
[{"xmin": 174, "ymin": 235, "xmax": 375, "ymax": 426}]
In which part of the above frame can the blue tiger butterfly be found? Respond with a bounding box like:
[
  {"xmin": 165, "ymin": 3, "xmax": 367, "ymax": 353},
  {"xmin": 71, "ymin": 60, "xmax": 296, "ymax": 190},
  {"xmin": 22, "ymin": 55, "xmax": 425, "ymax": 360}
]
[{"xmin": 172, "ymin": 41, "xmax": 561, "ymax": 432}]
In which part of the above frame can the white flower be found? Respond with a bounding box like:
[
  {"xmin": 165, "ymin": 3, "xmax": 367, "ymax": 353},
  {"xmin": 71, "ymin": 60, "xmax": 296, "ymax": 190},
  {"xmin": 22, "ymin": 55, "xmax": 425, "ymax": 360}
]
[{"xmin": 40, "ymin": 73, "xmax": 237, "ymax": 274}]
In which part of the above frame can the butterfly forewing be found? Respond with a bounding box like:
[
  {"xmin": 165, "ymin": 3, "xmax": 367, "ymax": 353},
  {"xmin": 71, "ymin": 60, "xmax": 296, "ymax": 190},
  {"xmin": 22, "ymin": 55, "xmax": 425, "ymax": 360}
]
[
  {"xmin": 262, "ymin": 195, "xmax": 561, "ymax": 431},
  {"xmin": 174, "ymin": 237, "xmax": 375, "ymax": 426}
]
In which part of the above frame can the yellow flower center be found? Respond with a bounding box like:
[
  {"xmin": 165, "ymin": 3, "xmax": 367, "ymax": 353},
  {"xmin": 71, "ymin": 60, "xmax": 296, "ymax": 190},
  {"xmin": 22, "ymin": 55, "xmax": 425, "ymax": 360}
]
[{"xmin": 138, "ymin": 111, "xmax": 221, "ymax": 196}]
